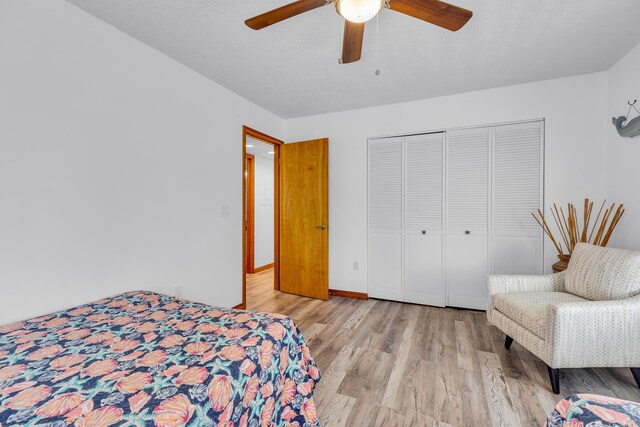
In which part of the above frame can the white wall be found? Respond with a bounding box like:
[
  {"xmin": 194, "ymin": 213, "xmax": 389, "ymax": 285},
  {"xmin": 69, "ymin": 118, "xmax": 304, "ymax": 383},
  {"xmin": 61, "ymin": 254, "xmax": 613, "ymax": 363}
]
[
  {"xmin": 0, "ymin": 0, "xmax": 628, "ymax": 318},
  {"xmin": 253, "ymin": 155, "xmax": 275, "ymax": 268},
  {"xmin": 0, "ymin": 0, "xmax": 283, "ymax": 324},
  {"xmin": 606, "ymin": 42, "xmax": 640, "ymax": 250},
  {"xmin": 285, "ymin": 73, "xmax": 608, "ymax": 294}
]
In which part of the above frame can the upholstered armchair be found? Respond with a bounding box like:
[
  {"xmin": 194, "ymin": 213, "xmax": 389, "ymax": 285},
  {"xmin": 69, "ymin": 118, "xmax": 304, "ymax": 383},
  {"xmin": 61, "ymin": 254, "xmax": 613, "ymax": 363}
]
[{"xmin": 486, "ymin": 243, "xmax": 640, "ymax": 394}]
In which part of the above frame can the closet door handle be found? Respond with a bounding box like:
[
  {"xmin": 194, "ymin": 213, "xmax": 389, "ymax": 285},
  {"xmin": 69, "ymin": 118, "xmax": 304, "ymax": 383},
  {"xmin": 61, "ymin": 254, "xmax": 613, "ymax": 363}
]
[
  {"xmin": 421, "ymin": 230, "xmax": 427, "ymax": 235},
  {"xmin": 465, "ymin": 230, "xmax": 471, "ymax": 235}
]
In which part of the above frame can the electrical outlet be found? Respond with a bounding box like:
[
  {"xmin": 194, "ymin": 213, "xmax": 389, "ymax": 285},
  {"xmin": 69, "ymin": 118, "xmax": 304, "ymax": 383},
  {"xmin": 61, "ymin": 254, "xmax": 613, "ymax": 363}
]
[
  {"xmin": 353, "ymin": 261, "xmax": 359, "ymax": 271},
  {"xmin": 220, "ymin": 205, "xmax": 230, "ymax": 218},
  {"xmin": 175, "ymin": 285, "xmax": 183, "ymax": 298}
]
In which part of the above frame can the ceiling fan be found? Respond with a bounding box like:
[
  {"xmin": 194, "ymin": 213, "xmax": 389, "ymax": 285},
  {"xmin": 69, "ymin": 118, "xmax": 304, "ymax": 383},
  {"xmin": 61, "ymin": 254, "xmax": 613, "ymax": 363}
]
[{"xmin": 245, "ymin": 0, "xmax": 473, "ymax": 64}]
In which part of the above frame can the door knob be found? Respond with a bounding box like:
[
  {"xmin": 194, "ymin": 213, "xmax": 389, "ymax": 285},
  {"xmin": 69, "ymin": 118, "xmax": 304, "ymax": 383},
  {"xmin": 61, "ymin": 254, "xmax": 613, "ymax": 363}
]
[
  {"xmin": 421, "ymin": 230, "xmax": 427, "ymax": 235},
  {"xmin": 316, "ymin": 224, "xmax": 327, "ymax": 230},
  {"xmin": 465, "ymin": 230, "xmax": 471, "ymax": 235}
]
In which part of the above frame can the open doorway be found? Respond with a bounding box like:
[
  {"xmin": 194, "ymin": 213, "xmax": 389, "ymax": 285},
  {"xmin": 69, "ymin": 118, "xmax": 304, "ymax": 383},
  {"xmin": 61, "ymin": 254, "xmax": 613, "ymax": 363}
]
[
  {"xmin": 241, "ymin": 127, "xmax": 330, "ymax": 309},
  {"xmin": 241, "ymin": 126, "xmax": 282, "ymax": 309},
  {"xmin": 246, "ymin": 140, "xmax": 275, "ymax": 274}
]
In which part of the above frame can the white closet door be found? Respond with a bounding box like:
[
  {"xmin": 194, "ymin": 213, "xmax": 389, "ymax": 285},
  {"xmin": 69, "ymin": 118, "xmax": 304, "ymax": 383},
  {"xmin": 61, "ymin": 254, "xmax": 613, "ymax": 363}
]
[
  {"xmin": 446, "ymin": 127, "xmax": 490, "ymax": 310},
  {"xmin": 368, "ymin": 137, "xmax": 403, "ymax": 302},
  {"xmin": 492, "ymin": 121, "xmax": 544, "ymax": 275},
  {"xmin": 404, "ymin": 133, "xmax": 445, "ymax": 306}
]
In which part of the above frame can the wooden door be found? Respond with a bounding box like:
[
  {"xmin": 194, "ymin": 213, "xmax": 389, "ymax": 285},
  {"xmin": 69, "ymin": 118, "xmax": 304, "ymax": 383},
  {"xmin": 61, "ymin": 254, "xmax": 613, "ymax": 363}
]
[{"xmin": 280, "ymin": 138, "xmax": 329, "ymax": 300}]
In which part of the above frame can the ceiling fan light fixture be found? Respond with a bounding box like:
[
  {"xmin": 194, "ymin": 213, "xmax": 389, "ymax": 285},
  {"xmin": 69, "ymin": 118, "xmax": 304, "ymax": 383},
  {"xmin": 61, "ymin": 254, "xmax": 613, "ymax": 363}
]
[{"xmin": 335, "ymin": 0, "xmax": 382, "ymax": 23}]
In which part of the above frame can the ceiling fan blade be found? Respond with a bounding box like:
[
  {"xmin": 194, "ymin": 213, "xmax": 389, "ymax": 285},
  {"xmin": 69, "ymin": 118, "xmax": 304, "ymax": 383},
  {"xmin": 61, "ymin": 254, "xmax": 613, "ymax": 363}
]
[
  {"xmin": 245, "ymin": 0, "xmax": 329, "ymax": 30},
  {"xmin": 341, "ymin": 21, "xmax": 365, "ymax": 64},
  {"xmin": 387, "ymin": 0, "xmax": 472, "ymax": 31}
]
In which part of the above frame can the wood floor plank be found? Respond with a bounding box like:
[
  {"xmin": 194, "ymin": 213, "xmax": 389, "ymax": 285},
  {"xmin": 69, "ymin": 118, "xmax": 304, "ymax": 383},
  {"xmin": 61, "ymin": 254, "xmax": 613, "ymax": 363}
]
[
  {"xmin": 562, "ymin": 367, "xmax": 613, "ymax": 397},
  {"xmin": 465, "ymin": 310, "xmax": 495, "ymax": 353},
  {"xmin": 302, "ymin": 322, "xmax": 327, "ymax": 344},
  {"xmin": 398, "ymin": 358, "xmax": 437, "ymax": 420},
  {"xmin": 594, "ymin": 368, "xmax": 640, "ymax": 402},
  {"xmin": 433, "ymin": 345, "xmax": 462, "ymax": 425},
  {"xmin": 374, "ymin": 406, "xmax": 407, "ymax": 427},
  {"xmin": 342, "ymin": 298, "xmax": 375, "ymax": 330},
  {"xmin": 478, "ymin": 350, "xmax": 520, "ymax": 427},
  {"xmin": 505, "ymin": 376, "xmax": 548, "ymax": 426},
  {"xmin": 455, "ymin": 320, "xmax": 480, "ymax": 372},
  {"xmin": 381, "ymin": 302, "xmax": 413, "ymax": 355},
  {"xmin": 518, "ymin": 357, "xmax": 561, "ymax": 415},
  {"xmin": 313, "ymin": 328, "xmax": 357, "ymax": 373},
  {"xmin": 459, "ymin": 368, "xmax": 491, "ymax": 427},
  {"xmin": 245, "ymin": 268, "xmax": 640, "ymax": 427},
  {"xmin": 412, "ymin": 307, "xmax": 441, "ymax": 363},
  {"xmin": 438, "ymin": 309, "xmax": 458, "ymax": 348},
  {"xmin": 313, "ymin": 344, "xmax": 364, "ymax": 406},
  {"xmin": 317, "ymin": 393, "xmax": 357, "ymax": 427},
  {"xmin": 375, "ymin": 406, "xmax": 436, "ymax": 427},
  {"xmin": 338, "ymin": 347, "xmax": 395, "ymax": 426},
  {"xmin": 381, "ymin": 305, "xmax": 420, "ymax": 409},
  {"xmin": 488, "ymin": 326, "xmax": 528, "ymax": 381}
]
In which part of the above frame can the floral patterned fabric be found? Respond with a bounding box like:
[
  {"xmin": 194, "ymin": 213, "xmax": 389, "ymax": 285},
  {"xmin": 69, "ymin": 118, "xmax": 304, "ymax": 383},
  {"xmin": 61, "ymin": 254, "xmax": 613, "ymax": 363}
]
[
  {"xmin": 0, "ymin": 291, "xmax": 320, "ymax": 427},
  {"xmin": 545, "ymin": 393, "xmax": 640, "ymax": 427}
]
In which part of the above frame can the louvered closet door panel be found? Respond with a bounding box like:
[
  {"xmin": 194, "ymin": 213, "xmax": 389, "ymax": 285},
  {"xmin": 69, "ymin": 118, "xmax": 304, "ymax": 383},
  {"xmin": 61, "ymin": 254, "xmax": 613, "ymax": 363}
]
[
  {"xmin": 369, "ymin": 233, "xmax": 403, "ymax": 302},
  {"xmin": 405, "ymin": 133, "xmax": 444, "ymax": 233},
  {"xmin": 368, "ymin": 137, "xmax": 403, "ymax": 301},
  {"xmin": 446, "ymin": 128, "xmax": 490, "ymax": 235},
  {"xmin": 369, "ymin": 137, "xmax": 403, "ymax": 230},
  {"xmin": 404, "ymin": 133, "xmax": 445, "ymax": 306},
  {"xmin": 446, "ymin": 236, "xmax": 489, "ymax": 309},
  {"xmin": 446, "ymin": 127, "xmax": 490, "ymax": 310},
  {"xmin": 493, "ymin": 121, "xmax": 544, "ymax": 275}
]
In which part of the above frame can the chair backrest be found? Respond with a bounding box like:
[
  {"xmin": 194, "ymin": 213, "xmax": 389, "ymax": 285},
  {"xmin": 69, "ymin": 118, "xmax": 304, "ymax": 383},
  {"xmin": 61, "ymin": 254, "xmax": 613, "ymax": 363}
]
[{"xmin": 565, "ymin": 243, "xmax": 640, "ymax": 301}]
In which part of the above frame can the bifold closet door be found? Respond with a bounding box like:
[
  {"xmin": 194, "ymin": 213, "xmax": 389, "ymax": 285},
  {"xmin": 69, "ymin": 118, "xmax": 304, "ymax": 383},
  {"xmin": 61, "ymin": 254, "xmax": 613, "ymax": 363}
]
[
  {"xmin": 368, "ymin": 137, "xmax": 403, "ymax": 302},
  {"xmin": 492, "ymin": 121, "xmax": 544, "ymax": 275},
  {"xmin": 446, "ymin": 127, "xmax": 490, "ymax": 310},
  {"xmin": 404, "ymin": 133, "xmax": 445, "ymax": 306}
]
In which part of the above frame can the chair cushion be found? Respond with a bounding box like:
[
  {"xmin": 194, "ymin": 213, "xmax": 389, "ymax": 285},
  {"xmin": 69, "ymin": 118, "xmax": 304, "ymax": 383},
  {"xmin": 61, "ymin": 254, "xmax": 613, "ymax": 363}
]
[
  {"xmin": 566, "ymin": 243, "xmax": 640, "ymax": 301},
  {"xmin": 492, "ymin": 292, "xmax": 588, "ymax": 338}
]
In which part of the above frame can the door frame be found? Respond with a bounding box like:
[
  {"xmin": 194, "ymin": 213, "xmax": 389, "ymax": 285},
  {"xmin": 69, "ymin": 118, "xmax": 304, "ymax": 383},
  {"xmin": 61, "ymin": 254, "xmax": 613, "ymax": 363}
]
[
  {"xmin": 239, "ymin": 126, "xmax": 283, "ymax": 310},
  {"xmin": 245, "ymin": 153, "xmax": 255, "ymax": 274}
]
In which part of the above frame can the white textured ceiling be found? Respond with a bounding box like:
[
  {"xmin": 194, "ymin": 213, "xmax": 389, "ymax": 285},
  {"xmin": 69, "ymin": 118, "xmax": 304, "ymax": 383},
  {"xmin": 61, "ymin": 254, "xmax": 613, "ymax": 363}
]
[
  {"xmin": 66, "ymin": 0, "xmax": 640, "ymax": 118},
  {"xmin": 246, "ymin": 137, "xmax": 276, "ymax": 159}
]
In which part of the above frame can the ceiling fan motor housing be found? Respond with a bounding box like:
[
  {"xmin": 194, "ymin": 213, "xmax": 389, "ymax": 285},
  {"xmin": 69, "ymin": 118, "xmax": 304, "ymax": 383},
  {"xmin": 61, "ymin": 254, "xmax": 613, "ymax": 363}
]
[{"xmin": 335, "ymin": 0, "xmax": 384, "ymax": 23}]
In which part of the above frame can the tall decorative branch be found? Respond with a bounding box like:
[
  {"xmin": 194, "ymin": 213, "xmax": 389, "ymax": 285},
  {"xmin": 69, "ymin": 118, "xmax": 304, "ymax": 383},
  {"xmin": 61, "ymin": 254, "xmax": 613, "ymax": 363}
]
[{"xmin": 531, "ymin": 198, "xmax": 624, "ymax": 257}]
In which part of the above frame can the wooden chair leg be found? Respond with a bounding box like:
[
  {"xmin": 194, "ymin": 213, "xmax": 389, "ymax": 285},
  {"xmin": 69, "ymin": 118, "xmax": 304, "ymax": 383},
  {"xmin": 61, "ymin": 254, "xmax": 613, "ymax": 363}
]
[
  {"xmin": 630, "ymin": 368, "xmax": 640, "ymax": 389},
  {"xmin": 547, "ymin": 365, "xmax": 560, "ymax": 394},
  {"xmin": 504, "ymin": 335, "xmax": 514, "ymax": 350}
]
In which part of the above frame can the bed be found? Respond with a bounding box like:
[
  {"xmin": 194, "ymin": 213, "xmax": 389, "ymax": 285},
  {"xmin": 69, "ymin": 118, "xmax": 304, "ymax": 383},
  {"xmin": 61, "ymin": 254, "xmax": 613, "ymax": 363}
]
[{"xmin": 0, "ymin": 291, "xmax": 320, "ymax": 426}]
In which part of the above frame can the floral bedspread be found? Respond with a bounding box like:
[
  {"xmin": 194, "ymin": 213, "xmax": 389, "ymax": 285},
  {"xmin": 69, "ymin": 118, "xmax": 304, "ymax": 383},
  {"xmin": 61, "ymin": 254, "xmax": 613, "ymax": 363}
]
[
  {"xmin": 545, "ymin": 393, "xmax": 640, "ymax": 427},
  {"xmin": 0, "ymin": 291, "xmax": 320, "ymax": 427}
]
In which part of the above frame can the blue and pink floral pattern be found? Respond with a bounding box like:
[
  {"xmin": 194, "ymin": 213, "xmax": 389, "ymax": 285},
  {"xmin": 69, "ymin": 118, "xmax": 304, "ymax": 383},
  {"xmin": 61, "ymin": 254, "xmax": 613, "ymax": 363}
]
[
  {"xmin": 546, "ymin": 393, "xmax": 640, "ymax": 427},
  {"xmin": 0, "ymin": 291, "xmax": 320, "ymax": 426}
]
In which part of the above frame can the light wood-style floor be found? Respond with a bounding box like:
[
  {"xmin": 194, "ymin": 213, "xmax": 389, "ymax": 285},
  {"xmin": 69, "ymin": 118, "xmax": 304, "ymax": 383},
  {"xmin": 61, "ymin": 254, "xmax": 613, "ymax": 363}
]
[{"xmin": 246, "ymin": 268, "xmax": 640, "ymax": 427}]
